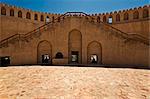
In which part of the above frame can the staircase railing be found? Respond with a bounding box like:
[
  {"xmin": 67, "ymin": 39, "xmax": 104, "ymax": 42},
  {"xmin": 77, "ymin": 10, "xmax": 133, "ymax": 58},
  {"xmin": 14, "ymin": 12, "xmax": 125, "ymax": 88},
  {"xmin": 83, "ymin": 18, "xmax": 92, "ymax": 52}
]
[{"xmin": 0, "ymin": 12, "xmax": 149, "ymax": 48}]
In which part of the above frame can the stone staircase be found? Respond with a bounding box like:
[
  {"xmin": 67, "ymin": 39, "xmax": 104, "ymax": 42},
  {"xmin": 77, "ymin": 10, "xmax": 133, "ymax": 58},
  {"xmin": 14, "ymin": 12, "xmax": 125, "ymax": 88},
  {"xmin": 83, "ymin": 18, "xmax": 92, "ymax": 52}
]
[{"xmin": 0, "ymin": 12, "xmax": 149, "ymax": 48}]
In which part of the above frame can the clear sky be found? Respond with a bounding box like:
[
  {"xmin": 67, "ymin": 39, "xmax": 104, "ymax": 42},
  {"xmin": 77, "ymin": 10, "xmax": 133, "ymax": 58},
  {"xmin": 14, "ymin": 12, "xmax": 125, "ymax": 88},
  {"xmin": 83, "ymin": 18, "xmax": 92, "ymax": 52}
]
[{"xmin": 1, "ymin": 0, "xmax": 149, "ymax": 14}]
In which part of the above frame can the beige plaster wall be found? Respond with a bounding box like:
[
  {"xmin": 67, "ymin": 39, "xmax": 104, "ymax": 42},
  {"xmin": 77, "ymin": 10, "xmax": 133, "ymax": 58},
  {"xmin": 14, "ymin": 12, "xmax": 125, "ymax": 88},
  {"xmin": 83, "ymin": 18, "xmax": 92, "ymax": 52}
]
[{"xmin": 1, "ymin": 16, "xmax": 149, "ymax": 67}]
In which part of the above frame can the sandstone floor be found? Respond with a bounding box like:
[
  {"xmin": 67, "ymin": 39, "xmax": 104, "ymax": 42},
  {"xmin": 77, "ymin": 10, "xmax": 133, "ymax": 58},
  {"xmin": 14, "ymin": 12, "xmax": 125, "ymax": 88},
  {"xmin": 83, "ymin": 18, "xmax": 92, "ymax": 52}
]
[{"xmin": 0, "ymin": 66, "xmax": 149, "ymax": 99}]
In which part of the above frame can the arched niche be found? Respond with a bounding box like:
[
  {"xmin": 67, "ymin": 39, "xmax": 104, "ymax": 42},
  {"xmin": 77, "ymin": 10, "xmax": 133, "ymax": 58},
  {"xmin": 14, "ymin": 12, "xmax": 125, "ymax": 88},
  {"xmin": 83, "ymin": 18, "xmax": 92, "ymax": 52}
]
[
  {"xmin": 116, "ymin": 14, "xmax": 120, "ymax": 22},
  {"xmin": 10, "ymin": 9, "xmax": 14, "ymax": 16},
  {"xmin": 87, "ymin": 41, "xmax": 102, "ymax": 64},
  {"xmin": 34, "ymin": 14, "xmax": 38, "ymax": 20},
  {"xmin": 103, "ymin": 16, "xmax": 106, "ymax": 22},
  {"xmin": 37, "ymin": 40, "xmax": 52, "ymax": 64},
  {"xmin": 18, "ymin": 10, "xmax": 22, "ymax": 18},
  {"xmin": 1, "ymin": 7, "xmax": 6, "ymax": 15},
  {"xmin": 26, "ymin": 12, "xmax": 31, "ymax": 19},
  {"xmin": 143, "ymin": 9, "xmax": 149, "ymax": 18},
  {"xmin": 124, "ymin": 12, "xmax": 129, "ymax": 20},
  {"xmin": 55, "ymin": 52, "xmax": 63, "ymax": 59},
  {"xmin": 133, "ymin": 11, "xmax": 139, "ymax": 19},
  {"xmin": 40, "ymin": 15, "xmax": 44, "ymax": 21},
  {"xmin": 68, "ymin": 29, "xmax": 82, "ymax": 64}
]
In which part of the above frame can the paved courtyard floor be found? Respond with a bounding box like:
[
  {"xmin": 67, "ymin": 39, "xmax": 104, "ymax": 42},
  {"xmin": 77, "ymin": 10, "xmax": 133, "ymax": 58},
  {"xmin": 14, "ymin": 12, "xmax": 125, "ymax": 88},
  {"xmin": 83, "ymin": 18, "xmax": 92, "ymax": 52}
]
[{"xmin": 0, "ymin": 66, "xmax": 149, "ymax": 99}]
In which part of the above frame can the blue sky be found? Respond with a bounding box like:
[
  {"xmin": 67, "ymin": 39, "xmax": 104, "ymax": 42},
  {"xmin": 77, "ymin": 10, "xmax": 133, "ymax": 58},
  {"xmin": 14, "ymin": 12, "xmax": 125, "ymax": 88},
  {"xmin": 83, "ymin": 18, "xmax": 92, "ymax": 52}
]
[{"xmin": 1, "ymin": 0, "xmax": 149, "ymax": 14}]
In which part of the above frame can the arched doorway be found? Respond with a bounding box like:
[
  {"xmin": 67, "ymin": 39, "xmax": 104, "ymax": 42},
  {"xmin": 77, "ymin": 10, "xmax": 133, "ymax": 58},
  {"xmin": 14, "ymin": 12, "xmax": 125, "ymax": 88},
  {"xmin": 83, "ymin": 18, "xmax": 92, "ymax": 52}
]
[
  {"xmin": 68, "ymin": 29, "xmax": 82, "ymax": 64},
  {"xmin": 87, "ymin": 41, "xmax": 102, "ymax": 64},
  {"xmin": 37, "ymin": 40, "xmax": 52, "ymax": 65}
]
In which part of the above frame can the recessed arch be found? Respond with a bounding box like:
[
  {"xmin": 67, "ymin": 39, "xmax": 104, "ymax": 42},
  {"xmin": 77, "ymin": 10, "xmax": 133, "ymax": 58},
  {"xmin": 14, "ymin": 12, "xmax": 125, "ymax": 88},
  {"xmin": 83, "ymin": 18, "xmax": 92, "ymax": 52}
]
[
  {"xmin": 143, "ymin": 9, "xmax": 149, "ymax": 18},
  {"xmin": 46, "ymin": 16, "xmax": 50, "ymax": 23},
  {"xmin": 124, "ymin": 12, "xmax": 129, "ymax": 20},
  {"xmin": 97, "ymin": 16, "xmax": 100, "ymax": 23},
  {"xmin": 40, "ymin": 15, "xmax": 44, "ymax": 21},
  {"xmin": 116, "ymin": 14, "xmax": 120, "ymax": 22},
  {"xmin": 103, "ymin": 16, "xmax": 106, "ymax": 22},
  {"xmin": 1, "ymin": 7, "xmax": 6, "ymax": 15},
  {"xmin": 18, "ymin": 10, "xmax": 22, "ymax": 18},
  {"xmin": 87, "ymin": 41, "xmax": 102, "ymax": 64},
  {"xmin": 34, "ymin": 14, "xmax": 38, "ymax": 20},
  {"xmin": 52, "ymin": 16, "xmax": 55, "ymax": 22},
  {"xmin": 26, "ymin": 12, "xmax": 31, "ymax": 19},
  {"xmin": 46, "ymin": 16, "xmax": 49, "ymax": 18},
  {"xmin": 68, "ymin": 29, "xmax": 82, "ymax": 64},
  {"xmin": 108, "ymin": 15, "xmax": 113, "ymax": 23},
  {"xmin": 55, "ymin": 52, "xmax": 63, "ymax": 59},
  {"xmin": 10, "ymin": 9, "xmax": 14, "ymax": 16},
  {"xmin": 133, "ymin": 10, "xmax": 139, "ymax": 19},
  {"xmin": 37, "ymin": 40, "xmax": 52, "ymax": 64}
]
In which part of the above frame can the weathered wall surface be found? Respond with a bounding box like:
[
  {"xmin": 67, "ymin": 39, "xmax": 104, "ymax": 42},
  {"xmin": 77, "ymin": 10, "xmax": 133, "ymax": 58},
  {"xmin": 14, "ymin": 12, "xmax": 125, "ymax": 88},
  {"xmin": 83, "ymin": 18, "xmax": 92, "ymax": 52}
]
[
  {"xmin": 92, "ymin": 5, "xmax": 150, "ymax": 38},
  {"xmin": 112, "ymin": 20, "xmax": 150, "ymax": 37},
  {"xmin": 0, "ymin": 16, "xmax": 44, "ymax": 40},
  {"xmin": 0, "ymin": 3, "xmax": 60, "ymax": 40},
  {"xmin": 1, "ymin": 16, "xmax": 149, "ymax": 67},
  {"xmin": 0, "ymin": 3, "xmax": 149, "ymax": 41}
]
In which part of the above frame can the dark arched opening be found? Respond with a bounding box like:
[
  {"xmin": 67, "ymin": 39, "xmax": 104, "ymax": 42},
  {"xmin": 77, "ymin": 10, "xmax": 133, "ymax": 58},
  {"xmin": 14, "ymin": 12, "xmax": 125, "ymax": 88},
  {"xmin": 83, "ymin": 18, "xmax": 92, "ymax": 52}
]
[
  {"xmin": 55, "ymin": 52, "xmax": 63, "ymax": 59},
  {"xmin": 97, "ymin": 16, "xmax": 100, "ymax": 23},
  {"xmin": 143, "ymin": 9, "xmax": 149, "ymax": 18},
  {"xmin": 41, "ymin": 15, "xmax": 44, "ymax": 21},
  {"xmin": 18, "ymin": 10, "xmax": 22, "ymax": 18},
  {"xmin": 34, "ymin": 14, "xmax": 38, "ymax": 20},
  {"xmin": 10, "ymin": 9, "xmax": 14, "ymax": 16},
  {"xmin": 124, "ymin": 12, "xmax": 129, "ymax": 20},
  {"xmin": 1, "ymin": 7, "xmax": 6, "ymax": 15},
  {"xmin": 133, "ymin": 11, "xmax": 139, "ymax": 19},
  {"xmin": 116, "ymin": 14, "xmax": 120, "ymax": 22},
  {"xmin": 103, "ymin": 16, "xmax": 106, "ymax": 22},
  {"xmin": 26, "ymin": 12, "xmax": 31, "ymax": 19}
]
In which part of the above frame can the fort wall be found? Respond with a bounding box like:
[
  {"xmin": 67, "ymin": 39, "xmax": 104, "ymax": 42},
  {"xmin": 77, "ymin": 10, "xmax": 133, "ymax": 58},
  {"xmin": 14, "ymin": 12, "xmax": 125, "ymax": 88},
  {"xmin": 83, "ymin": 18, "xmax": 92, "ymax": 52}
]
[
  {"xmin": 0, "ymin": 3, "xmax": 149, "ymax": 40},
  {"xmin": 92, "ymin": 5, "xmax": 150, "ymax": 37},
  {"xmin": 0, "ymin": 3, "xmax": 60, "ymax": 40},
  {"xmin": 0, "ymin": 3, "xmax": 149, "ymax": 67},
  {"xmin": 0, "ymin": 16, "xmax": 149, "ymax": 67}
]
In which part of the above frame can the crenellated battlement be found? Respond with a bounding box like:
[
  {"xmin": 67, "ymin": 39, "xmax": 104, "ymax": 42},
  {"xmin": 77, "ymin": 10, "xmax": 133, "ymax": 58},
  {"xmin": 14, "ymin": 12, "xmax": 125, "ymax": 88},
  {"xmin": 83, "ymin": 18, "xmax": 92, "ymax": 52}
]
[
  {"xmin": 93, "ymin": 4, "xmax": 149, "ymax": 24},
  {"xmin": 0, "ymin": 3, "xmax": 61, "ymax": 23},
  {"xmin": 0, "ymin": 3, "xmax": 60, "ymax": 15},
  {"xmin": 0, "ymin": 3, "xmax": 149, "ymax": 24},
  {"xmin": 93, "ymin": 4, "xmax": 149, "ymax": 15}
]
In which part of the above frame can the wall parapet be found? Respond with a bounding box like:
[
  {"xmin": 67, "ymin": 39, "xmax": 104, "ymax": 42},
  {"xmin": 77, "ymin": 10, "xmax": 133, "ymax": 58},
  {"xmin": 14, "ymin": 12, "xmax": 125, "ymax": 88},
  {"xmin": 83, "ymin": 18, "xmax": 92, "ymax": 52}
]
[
  {"xmin": 0, "ymin": 3, "xmax": 61, "ymax": 23},
  {"xmin": 0, "ymin": 3, "xmax": 149, "ymax": 24},
  {"xmin": 93, "ymin": 5, "xmax": 150, "ymax": 24}
]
